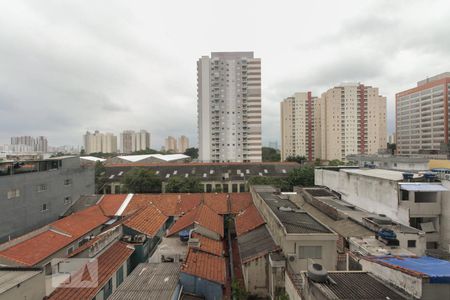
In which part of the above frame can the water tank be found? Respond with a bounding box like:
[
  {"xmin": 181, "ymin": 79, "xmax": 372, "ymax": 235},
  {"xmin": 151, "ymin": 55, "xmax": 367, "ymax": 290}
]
[
  {"xmin": 424, "ymin": 172, "xmax": 436, "ymax": 182},
  {"xmin": 308, "ymin": 263, "xmax": 328, "ymax": 283},
  {"xmin": 402, "ymin": 173, "xmax": 414, "ymax": 181}
]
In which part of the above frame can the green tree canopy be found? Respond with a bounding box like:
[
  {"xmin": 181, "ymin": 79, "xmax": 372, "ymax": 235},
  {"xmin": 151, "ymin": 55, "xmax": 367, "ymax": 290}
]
[
  {"xmin": 121, "ymin": 168, "xmax": 162, "ymax": 193},
  {"xmin": 184, "ymin": 147, "xmax": 199, "ymax": 159},
  {"xmin": 328, "ymin": 159, "xmax": 345, "ymax": 166},
  {"xmin": 165, "ymin": 176, "xmax": 203, "ymax": 193},
  {"xmin": 285, "ymin": 166, "xmax": 315, "ymax": 189},
  {"xmin": 262, "ymin": 147, "xmax": 281, "ymax": 162},
  {"xmin": 131, "ymin": 148, "xmax": 162, "ymax": 155},
  {"xmin": 94, "ymin": 161, "xmax": 107, "ymax": 193},
  {"xmin": 285, "ymin": 155, "xmax": 307, "ymax": 164}
]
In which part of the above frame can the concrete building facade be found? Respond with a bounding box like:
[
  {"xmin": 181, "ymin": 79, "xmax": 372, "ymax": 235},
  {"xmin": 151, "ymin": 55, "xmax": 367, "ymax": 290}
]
[
  {"xmin": 197, "ymin": 52, "xmax": 262, "ymax": 163},
  {"xmin": 0, "ymin": 156, "xmax": 95, "ymax": 242},
  {"xmin": 119, "ymin": 130, "xmax": 150, "ymax": 154},
  {"xmin": 396, "ymin": 72, "xmax": 450, "ymax": 155},
  {"xmin": 178, "ymin": 135, "xmax": 189, "ymax": 153},
  {"xmin": 10, "ymin": 136, "xmax": 48, "ymax": 153},
  {"xmin": 315, "ymin": 83, "xmax": 387, "ymax": 161},
  {"xmin": 165, "ymin": 136, "xmax": 177, "ymax": 153},
  {"xmin": 83, "ymin": 131, "xmax": 117, "ymax": 154},
  {"xmin": 281, "ymin": 92, "xmax": 316, "ymax": 161}
]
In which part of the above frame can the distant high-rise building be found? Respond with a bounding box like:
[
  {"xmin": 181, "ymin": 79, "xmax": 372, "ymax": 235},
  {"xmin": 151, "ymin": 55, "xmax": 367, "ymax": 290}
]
[
  {"xmin": 120, "ymin": 130, "xmax": 150, "ymax": 154},
  {"xmin": 396, "ymin": 72, "xmax": 450, "ymax": 155},
  {"xmin": 388, "ymin": 133, "xmax": 396, "ymax": 144},
  {"xmin": 83, "ymin": 131, "xmax": 117, "ymax": 154},
  {"xmin": 280, "ymin": 92, "xmax": 317, "ymax": 161},
  {"xmin": 178, "ymin": 135, "xmax": 189, "ymax": 153},
  {"xmin": 197, "ymin": 52, "xmax": 262, "ymax": 162},
  {"xmin": 315, "ymin": 83, "xmax": 387, "ymax": 161},
  {"xmin": 165, "ymin": 136, "xmax": 177, "ymax": 153},
  {"xmin": 10, "ymin": 135, "xmax": 48, "ymax": 153}
]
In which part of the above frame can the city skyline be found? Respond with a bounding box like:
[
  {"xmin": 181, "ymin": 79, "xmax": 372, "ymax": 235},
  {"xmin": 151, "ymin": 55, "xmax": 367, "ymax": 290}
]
[{"xmin": 0, "ymin": 1, "xmax": 449, "ymax": 148}]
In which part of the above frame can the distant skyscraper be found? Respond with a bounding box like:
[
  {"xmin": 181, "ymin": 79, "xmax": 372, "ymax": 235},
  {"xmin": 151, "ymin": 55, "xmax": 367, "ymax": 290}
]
[
  {"xmin": 315, "ymin": 83, "xmax": 387, "ymax": 161},
  {"xmin": 83, "ymin": 131, "xmax": 117, "ymax": 154},
  {"xmin": 197, "ymin": 52, "xmax": 262, "ymax": 162},
  {"xmin": 165, "ymin": 136, "xmax": 177, "ymax": 152},
  {"xmin": 120, "ymin": 130, "xmax": 150, "ymax": 154},
  {"xmin": 10, "ymin": 135, "xmax": 48, "ymax": 153},
  {"xmin": 396, "ymin": 72, "xmax": 450, "ymax": 155},
  {"xmin": 35, "ymin": 136, "xmax": 48, "ymax": 153},
  {"xmin": 280, "ymin": 92, "xmax": 316, "ymax": 161},
  {"xmin": 178, "ymin": 135, "xmax": 189, "ymax": 153}
]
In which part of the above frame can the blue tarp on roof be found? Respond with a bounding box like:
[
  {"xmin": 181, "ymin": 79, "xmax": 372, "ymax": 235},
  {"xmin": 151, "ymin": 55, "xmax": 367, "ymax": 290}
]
[{"xmin": 373, "ymin": 256, "xmax": 450, "ymax": 283}]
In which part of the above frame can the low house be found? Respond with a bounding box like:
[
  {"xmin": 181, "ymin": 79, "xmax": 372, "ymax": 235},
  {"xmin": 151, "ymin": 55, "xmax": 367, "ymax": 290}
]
[
  {"xmin": 167, "ymin": 204, "xmax": 224, "ymax": 240},
  {"xmin": 180, "ymin": 248, "xmax": 226, "ymax": 300},
  {"xmin": 48, "ymin": 241, "xmax": 134, "ymax": 300},
  {"xmin": 109, "ymin": 262, "xmax": 182, "ymax": 300},
  {"xmin": 0, "ymin": 267, "xmax": 45, "ymax": 300}
]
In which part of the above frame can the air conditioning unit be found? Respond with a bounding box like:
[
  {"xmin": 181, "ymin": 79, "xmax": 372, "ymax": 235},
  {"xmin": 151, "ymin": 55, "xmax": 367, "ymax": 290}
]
[
  {"xmin": 133, "ymin": 234, "xmax": 146, "ymax": 243},
  {"xmin": 122, "ymin": 235, "xmax": 132, "ymax": 242},
  {"xmin": 288, "ymin": 254, "xmax": 296, "ymax": 262},
  {"xmin": 188, "ymin": 238, "xmax": 201, "ymax": 248}
]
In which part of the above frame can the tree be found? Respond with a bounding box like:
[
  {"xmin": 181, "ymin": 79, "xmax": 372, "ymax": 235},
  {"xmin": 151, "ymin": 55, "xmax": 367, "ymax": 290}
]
[
  {"xmin": 262, "ymin": 147, "xmax": 281, "ymax": 162},
  {"xmin": 131, "ymin": 148, "xmax": 161, "ymax": 155},
  {"xmin": 328, "ymin": 159, "xmax": 345, "ymax": 166},
  {"xmin": 80, "ymin": 149, "xmax": 86, "ymax": 156},
  {"xmin": 387, "ymin": 143, "xmax": 396, "ymax": 155},
  {"xmin": 95, "ymin": 161, "xmax": 107, "ymax": 193},
  {"xmin": 284, "ymin": 166, "xmax": 315, "ymax": 190},
  {"xmin": 122, "ymin": 168, "xmax": 162, "ymax": 193},
  {"xmin": 165, "ymin": 176, "xmax": 203, "ymax": 193},
  {"xmin": 285, "ymin": 155, "xmax": 307, "ymax": 164},
  {"xmin": 184, "ymin": 147, "xmax": 199, "ymax": 159}
]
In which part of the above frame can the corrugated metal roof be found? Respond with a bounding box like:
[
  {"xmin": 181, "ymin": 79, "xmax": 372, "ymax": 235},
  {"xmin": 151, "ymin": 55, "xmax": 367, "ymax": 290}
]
[
  {"xmin": 311, "ymin": 272, "xmax": 409, "ymax": 299},
  {"xmin": 399, "ymin": 183, "xmax": 448, "ymax": 191},
  {"xmin": 109, "ymin": 263, "xmax": 180, "ymax": 300},
  {"xmin": 237, "ymin": 225, "xmax": 278, "ymax": 263}
]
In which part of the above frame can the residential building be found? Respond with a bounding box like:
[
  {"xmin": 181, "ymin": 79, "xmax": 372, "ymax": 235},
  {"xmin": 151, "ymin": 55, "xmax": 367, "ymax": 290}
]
[
  {"xmin": 388, "ymin": 132, "xmax": 396, "ymax": 144},
  {"xmin": 0, "ymin": 156, "xmax": 95, "ymax": 242},
  {"xmin": 103, "ymin": 162, "xmax": 300, "ymax": 194},
  {"xmin": 83, "ymin": 131, "xmax": 117, "ymax": 154},
  {"xmin": 178, "ymin": 135, "xmax": 189, "ymax": 153},
  {"xmin": 10, "ymin": 135, "xmax": 48, "ymax": 153},
  {"xmin": 396, "ymin": 72, "xmax": 450, "ymax": 155},
  {"xmin": 119, "ymin": 130, "xmax": 150, "ymax": 154},
  {"xmin": 197, "ymin": 52, "xmax": 262, "ymax": 163},
  {"xmin": 315, "ymin": 83, "xmax": 387, "ymax": 161},
  {"xmin": 281, "ymin": 92, "xmax": 317, "ymax": 161},
  {"xmin": 0, "ymin": 267, "xmax": 45, "ymax": 300},
  {"xmin": 315, "ymin": 167, "xmax": 448, "ymax": 249},
  {"xmin": 35, "ymin": 136, "xmax": 48, "ymax": 153},
  {"xmin": 165, "ymin": 136, "xmax": 177, "ymax": 153}
]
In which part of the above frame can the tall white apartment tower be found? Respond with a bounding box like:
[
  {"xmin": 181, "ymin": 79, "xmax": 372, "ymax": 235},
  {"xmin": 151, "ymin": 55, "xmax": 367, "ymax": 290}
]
[
  {"xmin": 197, "ymin": 52, "xmax": 262, "ymax": 162},
  {"xmin": 315, "ymin": 83, "xmax": 387, "ymax": 161}
]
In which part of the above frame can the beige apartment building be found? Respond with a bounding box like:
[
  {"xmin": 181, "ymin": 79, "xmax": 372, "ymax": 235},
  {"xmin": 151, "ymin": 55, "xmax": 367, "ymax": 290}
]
[
  {"xmin": 165, "ymin": 136, "xmax": 177, "ymax": 152},
  {"xmin": 315, "ymin": 83, "xmax": 386, "ymax": 161},
  {"xmin": 178, "ymin": 135, "xmax": 189, "ymax": 153},
  {"xmin": 120, "ymin": 130, "xmax": 150, "ymax": 154},
  {"xmin": 197, "ymin": 52, "xmax": 262, "ymax": 162},
  {"xmin": 83, "ymin": 131, "xmax": 117, "ymax": 154},
  {"xmin": 280, "ymin": 92, "xmax": 316, "ymax": 161},
  {"xmin": 396, "ymin": 72, "xmax": 450, "ymax": 155}
]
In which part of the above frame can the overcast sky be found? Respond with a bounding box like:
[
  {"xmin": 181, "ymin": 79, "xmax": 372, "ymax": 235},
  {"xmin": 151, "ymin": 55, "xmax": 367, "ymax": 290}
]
[{"xmin": 0, "ymin": 0, "xmax": 449, "ymax": 149}]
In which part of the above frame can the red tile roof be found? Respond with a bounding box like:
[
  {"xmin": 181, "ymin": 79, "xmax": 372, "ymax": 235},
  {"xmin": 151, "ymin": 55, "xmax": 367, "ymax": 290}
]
[
  {"xmin": 167, "ymin": 205, "xmax": 224, "ymax": 237},
  {"xmin": 49, "ymin": 242, "xmax": 134, "ymax": 300},
  {"xmin": 123, "ymin": 205, "xmax": 168, "ymax": 237},
  {"xmin": 204, "ymin": 194, "xmax": 229, "ymax": 214},
  {"xmin": 182, "ymin": 248, "xmax": 226, "ymax": 285},
  {"xmin": 123, "ymin": 194, "xmax": 160, "ymax": 216},
  {"xmin": 0, "ymin": 205, "xmax": 109, "ymax": 266},
  {"xmin": 0, "ymin": 230, "xmax": 73, "ymax": 266},
  {"xmin": 235, "ymin": 204, "xmax": 265, "ymax": 236},
  {"xmin": 153, "ymin": 194, "xmax": 180, "ymax": 216},
  {"xmin": 191, "ymin": 233, "xmax": 224, "ymax": 257},
  {"xmin": 177, "ymin": 194, "xmax": 203, "ymax": 215},
  {"xmin": 98, "ymin": 194, "xmax": 128, "ymax": 216},
  {"xmin": 230, "ymin": 193, "xmax": 253, "ymax": 214}
]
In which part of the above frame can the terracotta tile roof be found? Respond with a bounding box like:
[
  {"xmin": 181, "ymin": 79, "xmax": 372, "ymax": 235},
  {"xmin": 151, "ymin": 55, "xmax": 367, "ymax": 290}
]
[
  {"xmin": 98, "ymin": 194, "xmax": 128, "ymax": 216},
  {"xmin": 167, "ymin": 205, "xmax": 224, "ymax": 237},
  {"xmin": 230, "ymin": 193, "xmax": 253, "ymax": 214},
  {"xmin": 191, "ymin": 233, "xmax": 224, "ymax": 257},
  {"xmin": 51, "ymin": 205, "xmax": 109, "ymax": 237},
  {"xmin": 235, "ymin": 204, "xmax": 265, "ymax": 236},
  {"xmin": 123, "ymin": 205, "xmax": 168, "ymax": 237},
  {"xmin": 49, "ymin": 241, "xmax": 134, "ymax": 300},
  {"xmin": 182, "ymin": 248, "xmax": 226, "ymax": 285},
  {"xmin": 0, "ymin": 205, "xmax": 109, "ymax": 266},
  {"xmin": 203, "ymin": 193, "xmax": 229, "ymax": 214},
  {"xmin": 177, "ymin": 194, "xmax": 203, "ymax": 215},
  {"xmin": 123, "ymin": 194, "xmax": 160, "ymax": 216},
  {"xmin": 0, "ymin": 230, "xmax": 73, "ymax": 266},
  {"xmin": 153, "ymin": 194, "xmax": 181, "ymax": 216}
]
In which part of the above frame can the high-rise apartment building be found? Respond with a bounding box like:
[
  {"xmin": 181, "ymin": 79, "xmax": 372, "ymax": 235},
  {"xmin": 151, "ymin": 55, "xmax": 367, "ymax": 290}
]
[
  {"xmin": 178, "ymin": 135, "xmax": 189, "ymax": 153},
  {"xmin": 315, "ymin": 83, "xmax": 386, "ymax": 161},
  {"xmin": 197, "ymin": 52, "xmax": 262, "ymax": 162},
  {"xmin": 165, "ymin": 136, "xmax": 177, "ymax": 152},
  {"xmin": 396, "ymin": 72, "xmax": 450, "ymax": 155},
  {"xmin": 83, "ymin": 131, "xmax": 117, "ymax": 154},
  {"xmin": 280, "ymin": 92, "xmax": 316, "ymax": 161},
  {"xmin": 120, "ymin": 130, "xmax": 150, "ymax": 154},
  {"xmin": 10, "ymin": 136, "xmax": 48, "ymax": 153}
]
